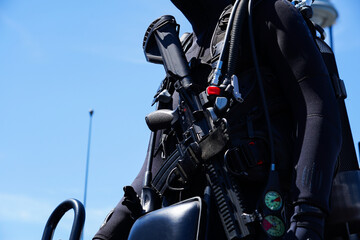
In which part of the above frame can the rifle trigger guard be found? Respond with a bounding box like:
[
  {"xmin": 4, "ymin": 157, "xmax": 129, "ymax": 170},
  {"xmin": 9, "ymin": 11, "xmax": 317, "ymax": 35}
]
[
  {"xmin": 166, "ymin": 167, "xmax": 185, "ymax": 192},
  {"xmin": 220, "ymin": 118, "xmax": 229, "ymax": 130}
]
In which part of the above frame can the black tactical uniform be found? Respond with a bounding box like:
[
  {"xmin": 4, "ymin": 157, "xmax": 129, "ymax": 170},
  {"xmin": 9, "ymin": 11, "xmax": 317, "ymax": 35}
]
[{"xmin": 93, "ymin": 0, "xmax": 341, "ymax": 239}]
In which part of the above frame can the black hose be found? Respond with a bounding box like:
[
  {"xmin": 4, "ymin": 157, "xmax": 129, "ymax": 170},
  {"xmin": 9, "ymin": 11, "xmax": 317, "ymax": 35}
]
[
  {"xmin": 227, "ymin": 0, "xmax": 250, "ymax": 77},
  {"xmin": 211, "ymin": 0, "xmax": 242, "ymax": 85},
  {"xmin": 42, "ymin": 199, "xmax": 85, "ymax": 240},
  {"xmin": 248, "ymin": 0, "xmax": 276, "ymax": 168}
]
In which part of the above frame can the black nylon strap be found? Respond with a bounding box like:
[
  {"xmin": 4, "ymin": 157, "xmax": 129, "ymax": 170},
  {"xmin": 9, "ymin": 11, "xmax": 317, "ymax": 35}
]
[{"xmin": 199, "ymin": 122, "xmax": 229, "ymax": 160}]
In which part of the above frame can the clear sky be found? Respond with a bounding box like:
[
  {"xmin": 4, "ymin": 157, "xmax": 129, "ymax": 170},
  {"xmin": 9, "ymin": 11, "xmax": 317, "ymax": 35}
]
[{"xmin": 0, "ymin": 0, "xmax": 359, "ymax": 240}]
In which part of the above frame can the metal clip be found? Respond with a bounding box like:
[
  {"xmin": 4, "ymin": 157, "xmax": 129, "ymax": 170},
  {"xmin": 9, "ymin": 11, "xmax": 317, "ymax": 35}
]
[
  {"xmin": 293, "ymin": 0, "xmax": 313, "ymax": 9},
  {"xmin": 241, "ymin": 213, "xmax": 258, "ymax": 224},
  {"xmin": 231, "ymin": 75, "xmax": 244, "ymax": 103},
  {"xmin": 211, "ymin": 61, "xmax": 223, "ymax": 86}
]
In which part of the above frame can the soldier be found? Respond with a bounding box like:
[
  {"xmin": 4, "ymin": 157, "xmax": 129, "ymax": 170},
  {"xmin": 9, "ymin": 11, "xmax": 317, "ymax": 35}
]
[{"xmin": 93, "ymin": 0, "xmax": 341, "ymax": 239}]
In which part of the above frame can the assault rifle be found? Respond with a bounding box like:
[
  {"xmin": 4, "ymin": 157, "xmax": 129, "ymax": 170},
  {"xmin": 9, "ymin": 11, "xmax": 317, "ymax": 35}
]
[{"xmin": 142, "ymin": 15, "xmax": 258, "ymax": 240}]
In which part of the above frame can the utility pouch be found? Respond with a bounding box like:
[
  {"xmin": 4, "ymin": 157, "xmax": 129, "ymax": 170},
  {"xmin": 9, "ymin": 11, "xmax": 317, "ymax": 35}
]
[
  {"xmin": 128, "ymin": 197, "xmax": 205, "ymax": 240},
  {"xmin": 224, "ymin": 137, "xmax": 269, "ymax": 182}
]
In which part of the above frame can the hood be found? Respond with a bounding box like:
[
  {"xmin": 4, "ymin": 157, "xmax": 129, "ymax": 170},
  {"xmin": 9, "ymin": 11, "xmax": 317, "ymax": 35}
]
[
  {"xmin": 171, "ymin": 0, "xmax": 231, "ymax": 57},
  {"xmin": 171, "ymin": 0, "xmax": 231, "ymax": 35}
]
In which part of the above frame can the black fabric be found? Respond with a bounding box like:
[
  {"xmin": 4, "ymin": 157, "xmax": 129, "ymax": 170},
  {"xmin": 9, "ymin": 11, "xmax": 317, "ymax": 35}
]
[
  {"xmin": 171, "ymin": 0, "xmax": 232, "ymax": 61},
  {"xmin": 199, "ymin": 123, "xmax": 228, "ymax": 160},
  {"xmin": 314, "ymin": 33, "xmax": 358, "ymax": 172},
  {"xmin": 261, "ymin": 1, "xmax": 341, "ymax": 212},
  {"xmin": 93, "ymin": 0, "xmax": 342, "ymax": 239},
  {"xmin": 326, "ymin": 170, "xmax": 360, "ymax": 236}
]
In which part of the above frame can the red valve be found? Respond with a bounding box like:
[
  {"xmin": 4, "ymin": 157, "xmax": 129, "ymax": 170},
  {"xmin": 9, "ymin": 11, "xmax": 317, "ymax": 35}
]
[{"xmin": 206, "ymin": 86, "xmax": 221, "ymax": 96}]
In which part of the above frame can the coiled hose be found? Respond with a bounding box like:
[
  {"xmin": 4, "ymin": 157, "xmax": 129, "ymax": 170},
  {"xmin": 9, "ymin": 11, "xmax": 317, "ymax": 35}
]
[{"xmin": 227, "ymin": 0, "xmax": 250, "ymax": 77}]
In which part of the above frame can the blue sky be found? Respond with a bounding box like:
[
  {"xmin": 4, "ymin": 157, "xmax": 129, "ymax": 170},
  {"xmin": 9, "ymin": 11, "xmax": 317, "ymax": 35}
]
[{"xmin": 0, "ymin": 1, "xmax": 359, "ymax": 240}]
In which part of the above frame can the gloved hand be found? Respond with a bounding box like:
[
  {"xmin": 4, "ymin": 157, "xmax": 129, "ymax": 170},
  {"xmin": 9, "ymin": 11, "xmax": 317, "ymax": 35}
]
[
  {"xmin": 122, "ymin": 186, "xmax": 143, "ymax": 220},
  {"xmin": 284, "ymin": 204, "xmax": 325, "ymax": 240}
]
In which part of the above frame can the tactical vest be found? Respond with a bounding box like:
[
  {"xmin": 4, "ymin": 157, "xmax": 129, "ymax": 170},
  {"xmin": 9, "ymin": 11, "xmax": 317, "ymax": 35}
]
[{"xmin": 180, "ymin": 3, "xmax": 360, "ymax": 237}]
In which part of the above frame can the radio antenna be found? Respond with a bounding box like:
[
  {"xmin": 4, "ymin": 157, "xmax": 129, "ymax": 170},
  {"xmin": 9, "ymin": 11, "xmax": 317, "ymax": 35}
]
[
  {"xmin": 83, "ymin": 109, "xmax": 94, "ymax": 208},
  {"xmin": 82, "ymin": 109, "xmax": 94, "ymax": 240}
]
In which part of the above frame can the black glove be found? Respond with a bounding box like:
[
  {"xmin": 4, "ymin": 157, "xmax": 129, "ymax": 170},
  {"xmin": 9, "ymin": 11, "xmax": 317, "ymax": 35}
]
[
  {"xmin": 284, "ymin": 204, "xmax": 325, "ymax": 240},
  {"xmin": 122, "ymin": 186, "xmax": 143, "ymax": 220}
]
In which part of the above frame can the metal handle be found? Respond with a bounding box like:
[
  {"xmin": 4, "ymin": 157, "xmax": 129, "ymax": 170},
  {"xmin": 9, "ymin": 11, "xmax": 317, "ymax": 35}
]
[{"xmin": 42, "ymin": 198, "xmax": 85, "ymax": 240}]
